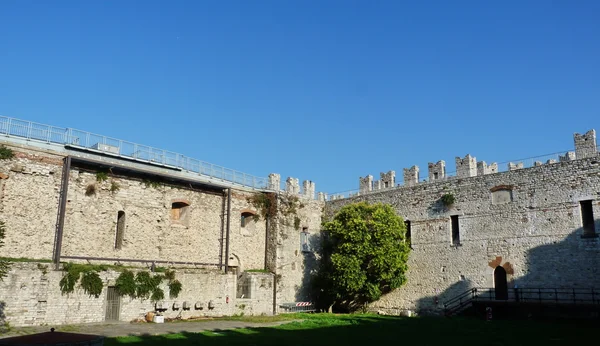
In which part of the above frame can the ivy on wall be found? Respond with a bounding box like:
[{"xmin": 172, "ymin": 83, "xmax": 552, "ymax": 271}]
[{"xmin": 59, "ymin": 264, "xmax": 183, "ymax": 302}]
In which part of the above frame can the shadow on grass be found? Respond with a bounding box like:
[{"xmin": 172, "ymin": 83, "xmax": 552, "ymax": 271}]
[{"xmin": 105, "ymin": 314, "xmax": 597, "ymax": 346}]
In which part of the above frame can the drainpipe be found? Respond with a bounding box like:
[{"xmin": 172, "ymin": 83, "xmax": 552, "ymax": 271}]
[
  {"xmin": 219, "ymin": 189, "xmax": 227, "ymax": 270},
  {"xmin": 224, "ymin": 188, "xmax": 231, "ymax": 273},
  {"xmin": 53, "ymin": 156, "xmax": 71, "ymax": 270},
  {"xmin": 264, "ymin": 216, "xmax": 269, "ymax": 270}
]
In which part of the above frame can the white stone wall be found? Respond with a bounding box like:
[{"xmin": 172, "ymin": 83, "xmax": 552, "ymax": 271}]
[
  {"xmin": 0, "ymin": 148, "xmax": 64, "ymax": 260},
  {"xmin": 326, "ymin": 157, "xmax": 600, "ymax": 315},
  {"xmin": 0, "ymin": 143, "xmax": 268, "ymax": 271},
  {"xmin": 0, "ymin": 263, "xmax": 239, "ymax": 326}
]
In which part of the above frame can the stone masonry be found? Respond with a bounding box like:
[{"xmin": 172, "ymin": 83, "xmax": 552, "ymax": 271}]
[
  {"xmin": 1, "ymin": 124, "xmax": 599, "ymax": 324},
  {"xmin": 326, "ymin": 130, "xmax": 600, "ymax": 315},
  {"xmin": 0, "ymin": 140, "xmax": 322, "ymax": 326}
]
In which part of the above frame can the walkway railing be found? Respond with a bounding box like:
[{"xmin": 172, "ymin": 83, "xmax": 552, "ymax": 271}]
[
  {"xmin": 0, "ymin": 116, "xmax": 268, "ymax": 189},
  {"xmin": 444, "ymin": 287, "xmax": 600, "ymax": 316}
]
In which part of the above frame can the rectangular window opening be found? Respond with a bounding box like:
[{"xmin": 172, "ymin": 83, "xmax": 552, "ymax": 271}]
[
  {"xmin": 300, "ymin": 231, "xmax": 310, "ymax": 253},
  {"xmin": 580, "ymin": 200, "xmax": 597, "ymax": 237},
  {"xmin": 451, "ymin": 215, "xmax": 460, "ymax": 245},
  {"xmin": 115, "ymin": 211, "xmax": 125, "ymax": 249},
  {"xmin": 405, "ymin": 220, "xmax": 412, "ymax": 248}
]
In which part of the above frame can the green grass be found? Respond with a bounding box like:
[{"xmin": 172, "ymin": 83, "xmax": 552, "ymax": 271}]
[{"xmin": 105, "ymin": 313, "xmax": 597, "ymax": 346}]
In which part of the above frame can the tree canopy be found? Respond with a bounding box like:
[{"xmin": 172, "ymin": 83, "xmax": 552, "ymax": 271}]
[{"xmin": 313, "ymin": 202, "xmax": 410, "ymax": 312}]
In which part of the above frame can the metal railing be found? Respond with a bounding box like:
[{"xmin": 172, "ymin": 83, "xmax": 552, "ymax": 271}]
[
  {"xmin": 444, "ymin": 287, "xmax": 600, "ymax": 316},
  {"xmin": 0, "ymin": 116, "xmax": 268, "ymax": 189}
]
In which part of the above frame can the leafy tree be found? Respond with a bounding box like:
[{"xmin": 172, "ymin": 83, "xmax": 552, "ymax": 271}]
[
  {"xmin": 0, "ymin": 221, "xmax": 11, "ymax": 280},
  {"xmin": 314, "ymin": 202, "xmax": 410, "ymax": 312}
]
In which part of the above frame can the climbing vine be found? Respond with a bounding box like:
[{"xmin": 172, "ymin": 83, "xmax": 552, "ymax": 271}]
[
  {"xmin": 59, "ymin": 263, "xmax": 107, "ymax": 297},
  {"xmin": 247, "ymin": 192, "xmax": 278, "ymax": 220},
  {"xmin": 247, "ymin": 192, "xmax": 301, "ymax": 223},
  {"xmin": 114, "ymin": 268, "xmax": 182, "ymax": 301}
]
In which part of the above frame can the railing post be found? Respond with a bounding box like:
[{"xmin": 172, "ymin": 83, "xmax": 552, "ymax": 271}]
[
  {"xmin": 27, "ymin": 121, "xmax": 32, "ymax": 139},
  {"xmin": 46, "ymin": 127, "xmax": 51, "ymax": 143}
]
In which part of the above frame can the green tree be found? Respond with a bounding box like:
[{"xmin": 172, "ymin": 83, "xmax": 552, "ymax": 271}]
[
  {"xmin": 314, "ymin": 202, "xmax": 410, "ymax": 312},
  {"xmin": 0, "ymin": 221, "xmax": 11, "ymax": 280}
]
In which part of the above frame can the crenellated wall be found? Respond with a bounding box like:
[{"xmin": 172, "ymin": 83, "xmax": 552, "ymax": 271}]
[{"xmin": 326, "ymin": 153, "xmax": 600, "ymax": 315}]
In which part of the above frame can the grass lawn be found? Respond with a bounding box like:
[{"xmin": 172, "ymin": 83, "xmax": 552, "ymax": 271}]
[{"xmin": 105, "ymin": 313, "xmax": 596, "ymax": 346}]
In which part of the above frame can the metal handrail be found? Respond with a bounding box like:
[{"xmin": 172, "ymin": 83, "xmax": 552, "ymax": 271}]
[
  {"xmin": 444, "ymin": 287, "xmax": 600, "ymax": 316},
  {"xmin": 0, "ymin": 116, "xmax": 268, "ymax": 189}
]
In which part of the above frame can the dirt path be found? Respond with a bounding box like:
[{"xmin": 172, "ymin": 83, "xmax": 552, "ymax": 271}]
[{"xmin": 1, "ymin": 319, "xmax": 297, "ymax": 338}]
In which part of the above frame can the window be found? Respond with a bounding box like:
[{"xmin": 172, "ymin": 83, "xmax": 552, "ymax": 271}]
[
  {"xmin": 171, "ymin": 201, "xmax": 190, "ymax": 222},
  {"xmin": 115, "ymin": 211, "xmax": 125, "ymax": 249},
  {"xmin": 405, "ymin": 220, "xmax": 412, "ymax": 248},
  {"xmin": 241, "ymin": 212, "xmax": 254, "ymax": 228},
  {"xmin": 433, "ymin": 172, "xmax": 439, "ymax": 180},
  {"xmin": 451, "ymin": 215, "xmax": 460, "ymax": 245},
  {"xmin": 580, "ymin": 200, "xmax": 597, "ymax": 238},
  {"xmin": 300, "ymin": 229, "xmax": 310, "ymax": 253}
]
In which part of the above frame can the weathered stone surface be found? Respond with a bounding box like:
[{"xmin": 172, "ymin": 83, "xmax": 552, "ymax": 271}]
[
  {"xmin": 0, "ymin": 263, "xmax": 255, "ymax": 326},
  {"xmin": 327, "ymin": 155, "xmax": 600, "ymax": 315}
]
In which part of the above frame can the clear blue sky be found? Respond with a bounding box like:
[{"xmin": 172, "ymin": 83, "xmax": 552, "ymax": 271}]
[{"xmin": 1, "ymin": 0, "xmax": 599, "ymax": 194}]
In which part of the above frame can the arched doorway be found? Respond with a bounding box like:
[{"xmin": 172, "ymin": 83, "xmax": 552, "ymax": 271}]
[{"xmin": 494, "ymin": 266, "xmax": 508, "ymax": 300}]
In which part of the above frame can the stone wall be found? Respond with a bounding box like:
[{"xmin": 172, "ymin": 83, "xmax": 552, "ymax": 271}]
[
  {"xmin": 325, "ymin": 156, "xmax": 600, "ymax": 315},
  {"xmin": 0, "ymin": 142, "xmax": 268, "ymax": 270},
  {"xmin": 0, "ymin": 142, "xmax": 275, "ymax": 326},
  {"xmin": 235, "ymin": 272, "xmax": 274, "ymax": 316},
  {"xmin": 268, "ymin": 193, "xmax": 324, "ymax": 309},
  {"xmin": 0, "ymin": 263, "xmax": 241, "ymax": 326},
  {"xmin": 0, "ymin": 147, "xmax": 64, "ymax": 260}
]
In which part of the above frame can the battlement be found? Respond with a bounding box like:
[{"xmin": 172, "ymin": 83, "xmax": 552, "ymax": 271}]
[
  {"xmin": 266, "ymin": 173, "xmax": 322, "ymax": 200},
  {"xmin": 574, "ymin": 130, "xmax": 597, "ymax": 159},
  {"xmin": 428, "ymin": 161, "xmax": 446, "ymax": 181},
  {"xmin": 340, "ymin": 129, "xmax": 598, "ymax": 201},
  {"xmin": 456, "ymin": 155, "xmax": 477, "ymax": 178}
]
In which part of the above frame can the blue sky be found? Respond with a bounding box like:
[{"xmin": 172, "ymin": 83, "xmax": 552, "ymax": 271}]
[{"xmin": 1, "ymin": 0, "xmax": 599, "ymax": 194}]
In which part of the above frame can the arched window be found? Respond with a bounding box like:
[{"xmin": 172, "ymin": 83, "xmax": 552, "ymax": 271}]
[
  {"xmin": 115, "ymin": 211, "xmax": 125, "ymax": 249},
  {"xmin": 241, "ymin": 212, "xmax": 255, "ymax": 228},
  {"xmin": 171, "ymin": 201, "xmax": 190, "ymax": 222}
]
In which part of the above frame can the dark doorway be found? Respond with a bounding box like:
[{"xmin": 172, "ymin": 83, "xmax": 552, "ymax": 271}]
[
  {"xmin": 105, "ymin": 287, "xmax": 121, "ymax": 321},
  {"xmin": 494, "ymin": 266, "xmax": 508, "ymax": 300}
]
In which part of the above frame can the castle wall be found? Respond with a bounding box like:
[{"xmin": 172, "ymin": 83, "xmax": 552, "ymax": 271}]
[
  {"xmin": 0, "ymin": 142, "xmax": 267, "ymax": 271},
  {"xmin": 267, "ymin": 193, "xmax": 324, "ymax": 309},
  {"xmin": 325, "ymin": 156, "xmax": 600, "ymax": 315},
  {"xmin": 0, "ymin": 262, "xmax": 262, "ymax": 327}
]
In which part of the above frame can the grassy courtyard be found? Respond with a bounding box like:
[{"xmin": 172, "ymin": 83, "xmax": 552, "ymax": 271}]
[{"xmin": 105, "ymin": 313, "xmax": 596, "ymax": 346}]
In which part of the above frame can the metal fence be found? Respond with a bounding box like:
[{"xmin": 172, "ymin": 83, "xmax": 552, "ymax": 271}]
[
  {"xmin": 279, "ymin": 302, "xmax": 316, "ymax": 313},
  {"xmin": 0, "ymin": 116, "xmax": 268, "ymax": 189}
]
